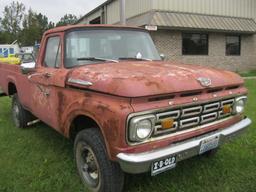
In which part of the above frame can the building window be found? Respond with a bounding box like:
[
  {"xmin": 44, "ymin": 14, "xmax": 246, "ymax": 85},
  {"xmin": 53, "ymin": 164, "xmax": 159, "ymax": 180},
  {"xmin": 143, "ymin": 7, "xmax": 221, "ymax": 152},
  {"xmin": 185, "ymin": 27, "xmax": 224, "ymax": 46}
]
[
  {"xmin": 226, "ymin": 35, "xmax": 241, "ymax": 56},
  {"xmin": 9, "ymin": 48, "xmax": 14, "ymax": 54},
  {"xmin": 182, "ymin": 33, "xmax": 208, "ymax": 55}
]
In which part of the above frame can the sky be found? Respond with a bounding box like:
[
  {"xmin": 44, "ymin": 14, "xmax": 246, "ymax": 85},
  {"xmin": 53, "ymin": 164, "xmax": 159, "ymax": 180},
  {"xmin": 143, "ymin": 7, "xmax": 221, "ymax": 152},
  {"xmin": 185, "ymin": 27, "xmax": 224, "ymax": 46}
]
[{"xmin": 0, "ymin": 0, "xmax": 106, "ymax": 23}]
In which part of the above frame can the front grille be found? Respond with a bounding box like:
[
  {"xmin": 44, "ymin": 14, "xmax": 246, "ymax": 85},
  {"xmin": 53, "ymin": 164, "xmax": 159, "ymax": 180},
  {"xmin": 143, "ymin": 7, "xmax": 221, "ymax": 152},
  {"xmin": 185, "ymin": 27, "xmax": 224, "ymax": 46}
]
[{"xmin": 154, "ymin": 98, "xmax": 235, "ymax": 136}]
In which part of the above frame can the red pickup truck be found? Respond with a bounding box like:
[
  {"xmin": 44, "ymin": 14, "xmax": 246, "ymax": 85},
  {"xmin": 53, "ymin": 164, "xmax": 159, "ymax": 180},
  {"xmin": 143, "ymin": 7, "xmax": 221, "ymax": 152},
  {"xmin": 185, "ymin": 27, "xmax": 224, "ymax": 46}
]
[{"xmin": 0, "ymin": 25, "xmax": 251, "ymax": 192}]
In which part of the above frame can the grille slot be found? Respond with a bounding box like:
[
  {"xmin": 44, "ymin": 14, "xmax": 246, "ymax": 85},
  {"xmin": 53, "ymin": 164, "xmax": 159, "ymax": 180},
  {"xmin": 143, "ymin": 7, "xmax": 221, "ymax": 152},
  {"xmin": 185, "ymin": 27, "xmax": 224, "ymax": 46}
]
[
  {"xmin": 221, "ymin": 99, "xmax": 234, "ymax": 107},
  {"xmin": 207, "ymin": 88, "xmax": 223, "ymax": 93},
  {"xmin": 180, "ymin": 91, "xmax": 202, "ymax": 97},
  {"xmin": 156, "ymin": 110, "xmax": 180, "ymax": 121},
  {"xmin": 182, "ymin": 106, "xmax": 202, "ymax": 118},
  {"xmin": 201, "ymin": 112, "xmax": 218, "ymax": 124},
  {"xmin": 180, "ymin": 117, "xmax": 200, "ymax": 129},
  {"xmin": 226, "ymin": 85, "xmax": 240, "ymax": 90},
  {"xmin": 203, "ymin": 102, "xmax": 220, "ymax": 113},
  {"xmin": 148, "ymin": 95, "xmax": 175, "ymax": 102},
  {"xmin": 155, "ymin": 122, "xmax": 178, "ymax": 134},
  {"xmin": 153, "ymin": 97, "xmax": 235, "ymax": 137}
]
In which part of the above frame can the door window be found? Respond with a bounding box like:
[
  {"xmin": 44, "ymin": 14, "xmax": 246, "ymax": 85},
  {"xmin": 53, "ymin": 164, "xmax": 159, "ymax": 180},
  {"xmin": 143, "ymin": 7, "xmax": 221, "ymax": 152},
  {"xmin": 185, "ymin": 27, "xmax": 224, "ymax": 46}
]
[{"xmin": 44, "ymin": 36, "xmax": 61, "ymax": 68}]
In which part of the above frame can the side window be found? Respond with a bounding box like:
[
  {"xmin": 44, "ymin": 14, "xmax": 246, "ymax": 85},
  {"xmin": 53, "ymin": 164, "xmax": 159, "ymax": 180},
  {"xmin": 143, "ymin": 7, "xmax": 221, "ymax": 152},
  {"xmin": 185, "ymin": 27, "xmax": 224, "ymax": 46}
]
[
  {"xmin": 44, "ymin": 36, "xmax": 61, "ymax": 68},
  {"xmin": 182, "ymin": 33, "xmax": 208, "ymax": 55}
]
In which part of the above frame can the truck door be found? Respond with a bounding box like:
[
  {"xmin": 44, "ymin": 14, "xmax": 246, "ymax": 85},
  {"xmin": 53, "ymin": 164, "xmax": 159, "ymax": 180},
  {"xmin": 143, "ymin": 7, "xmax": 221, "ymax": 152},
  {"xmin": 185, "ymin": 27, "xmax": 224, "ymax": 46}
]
[{"xmin": 28, "ymin": 34, "xmax": 69, "ymax": 130}]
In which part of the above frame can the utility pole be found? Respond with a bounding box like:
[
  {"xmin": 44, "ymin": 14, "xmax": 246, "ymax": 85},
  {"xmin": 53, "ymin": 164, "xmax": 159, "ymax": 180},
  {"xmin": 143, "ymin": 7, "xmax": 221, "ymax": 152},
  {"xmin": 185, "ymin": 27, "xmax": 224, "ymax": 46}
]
[{"xmin": 119, "ymin": 0, "xmax": 126, "ymax": 25}]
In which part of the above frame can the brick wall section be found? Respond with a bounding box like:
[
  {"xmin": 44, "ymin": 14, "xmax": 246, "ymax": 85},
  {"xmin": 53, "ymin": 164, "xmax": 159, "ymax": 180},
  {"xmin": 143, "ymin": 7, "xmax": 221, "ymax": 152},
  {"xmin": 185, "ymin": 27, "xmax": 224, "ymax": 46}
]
[{"xmin": 150, "ymin": 30, "xmax": 256, "ymax": 72}]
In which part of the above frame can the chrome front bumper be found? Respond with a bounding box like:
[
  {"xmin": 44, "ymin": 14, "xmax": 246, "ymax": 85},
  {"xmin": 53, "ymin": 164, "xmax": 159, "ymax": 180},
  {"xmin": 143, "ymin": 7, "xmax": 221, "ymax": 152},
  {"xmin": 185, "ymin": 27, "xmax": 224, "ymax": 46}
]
[{"xmin": 117, "ymin": 117, "xmax": 251, "ymax": 174}]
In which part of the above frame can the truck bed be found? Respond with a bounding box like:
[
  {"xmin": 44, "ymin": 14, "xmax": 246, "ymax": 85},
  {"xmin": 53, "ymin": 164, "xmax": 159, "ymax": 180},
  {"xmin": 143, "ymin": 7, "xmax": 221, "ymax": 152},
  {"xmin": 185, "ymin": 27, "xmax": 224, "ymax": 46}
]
[
  {"xmin": 0, "ymin": 62, "xmax": 22, "ymax": 93},
  {"xmin": 0, "ymin": 62, "xmax": 32, "ymax": 108}
]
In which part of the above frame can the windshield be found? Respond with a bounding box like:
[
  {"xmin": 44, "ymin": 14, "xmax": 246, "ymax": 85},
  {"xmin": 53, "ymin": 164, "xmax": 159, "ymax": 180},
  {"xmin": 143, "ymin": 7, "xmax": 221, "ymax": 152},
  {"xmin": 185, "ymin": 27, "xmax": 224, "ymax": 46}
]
[{"xmin": 65, "ymin": 29, "xmax": 161, "ymax": 68}]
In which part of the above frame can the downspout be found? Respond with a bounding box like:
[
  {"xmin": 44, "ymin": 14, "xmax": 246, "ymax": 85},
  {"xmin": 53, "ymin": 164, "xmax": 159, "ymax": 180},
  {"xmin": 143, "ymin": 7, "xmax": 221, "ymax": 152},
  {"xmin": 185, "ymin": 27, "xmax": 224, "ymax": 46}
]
[{"xmin": 119, "ymin": 0, "xmax": 126, "ymax": 25}]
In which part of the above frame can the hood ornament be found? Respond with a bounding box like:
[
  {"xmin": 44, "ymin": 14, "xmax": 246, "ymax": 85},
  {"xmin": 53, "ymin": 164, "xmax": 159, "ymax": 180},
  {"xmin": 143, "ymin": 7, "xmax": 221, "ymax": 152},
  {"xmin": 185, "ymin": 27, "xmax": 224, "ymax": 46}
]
[{"xmin": 197, "ymin": 77, "xmax": 212, "ymax": 87}]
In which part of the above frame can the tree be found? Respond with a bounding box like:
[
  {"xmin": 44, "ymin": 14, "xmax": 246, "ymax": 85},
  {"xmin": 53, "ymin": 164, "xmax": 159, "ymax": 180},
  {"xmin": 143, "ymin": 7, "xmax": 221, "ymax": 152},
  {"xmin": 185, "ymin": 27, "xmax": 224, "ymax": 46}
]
[
  {"xmin": 0, "ymin": 1, "xmax": 55, "ymax": 45},
  {"xmin": 1, "ymin": 1, "xmax": 25, "ymax": 42},
  {"xmin": 20, "ymin": 9, "xmax": 55, "ymax": 46},
  {"xmin": 56, "ymin": 14, "xmax": 78, "ymax": 26},
  {"xmin": 47, "ymin": 21, "xmax": 55, "ymax": 29},
  {"xmin": 20, "ymin": 9, "xmax": 40, "ymax": 46}
]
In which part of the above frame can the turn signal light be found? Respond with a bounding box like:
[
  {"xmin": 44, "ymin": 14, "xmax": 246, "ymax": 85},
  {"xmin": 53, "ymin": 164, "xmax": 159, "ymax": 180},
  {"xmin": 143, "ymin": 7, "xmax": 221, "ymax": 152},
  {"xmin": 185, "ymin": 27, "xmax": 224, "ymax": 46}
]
[
  {"xmin": 223, "ymin": 105, "xmax": 231, "ymax": 114},
  {"xmin": 161, "ymin": 118, "xmax": 174, "ymax": 129}
]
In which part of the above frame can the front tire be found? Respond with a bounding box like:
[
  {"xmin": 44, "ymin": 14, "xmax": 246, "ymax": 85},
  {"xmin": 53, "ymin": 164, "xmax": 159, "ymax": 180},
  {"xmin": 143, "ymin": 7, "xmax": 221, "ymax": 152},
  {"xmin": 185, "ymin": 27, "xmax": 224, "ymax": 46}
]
[
  {"xmin": 12, "ymin": 94, "xmax": 34, "ymax": 128},
  {"xmin": 74, "ymin": 128, "xmax": 124, "ymax": 192}
]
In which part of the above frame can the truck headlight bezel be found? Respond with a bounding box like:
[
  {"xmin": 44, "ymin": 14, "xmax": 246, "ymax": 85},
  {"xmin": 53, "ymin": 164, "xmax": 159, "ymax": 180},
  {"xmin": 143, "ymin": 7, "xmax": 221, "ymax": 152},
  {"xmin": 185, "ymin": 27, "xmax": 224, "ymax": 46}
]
[
  {"xmin": 129, "ymin": 115, "xmax": 155, "ymax": 142},
  {"xmin": 233, "ymin": 96, "xmax": 247, "ymax": 114}
]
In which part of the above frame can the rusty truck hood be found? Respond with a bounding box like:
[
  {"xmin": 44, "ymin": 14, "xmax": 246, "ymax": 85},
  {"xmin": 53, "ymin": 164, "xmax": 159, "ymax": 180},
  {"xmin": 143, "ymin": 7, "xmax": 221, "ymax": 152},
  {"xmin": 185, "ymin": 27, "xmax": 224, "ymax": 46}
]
[{"xmin": 67, "ymin": 61, "xmax": 244, "ymax": 97}]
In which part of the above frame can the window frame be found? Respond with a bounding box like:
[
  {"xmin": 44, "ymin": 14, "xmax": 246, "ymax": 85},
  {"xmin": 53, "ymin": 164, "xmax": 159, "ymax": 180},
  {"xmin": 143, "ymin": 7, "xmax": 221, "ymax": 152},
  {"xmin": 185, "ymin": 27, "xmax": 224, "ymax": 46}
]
[
  {"xmin": 43, "ymin": 35, "xmax": 62, "ymax": 68},
  {"xmin": 182, "ymin": 32, "xmax": 209, "ymax": 56},
  {"xmin": 225, "ymin": 35, "xmax": 241, "ymax": 56}
]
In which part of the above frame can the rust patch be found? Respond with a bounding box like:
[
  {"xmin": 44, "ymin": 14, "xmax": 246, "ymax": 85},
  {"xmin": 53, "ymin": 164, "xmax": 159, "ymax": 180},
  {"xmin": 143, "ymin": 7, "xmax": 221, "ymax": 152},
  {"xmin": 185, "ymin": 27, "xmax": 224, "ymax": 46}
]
[{"xmin": 145, "ymin": 81, "xmax": 161, "ymax": 89}]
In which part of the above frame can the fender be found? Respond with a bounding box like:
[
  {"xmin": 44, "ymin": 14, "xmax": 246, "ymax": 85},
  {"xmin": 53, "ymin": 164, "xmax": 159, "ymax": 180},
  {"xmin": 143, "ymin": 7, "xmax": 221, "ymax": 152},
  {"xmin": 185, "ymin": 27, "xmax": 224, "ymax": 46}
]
[{"xmin": 62, "ymin": 107, "xmax": 113, "ymax": 159}]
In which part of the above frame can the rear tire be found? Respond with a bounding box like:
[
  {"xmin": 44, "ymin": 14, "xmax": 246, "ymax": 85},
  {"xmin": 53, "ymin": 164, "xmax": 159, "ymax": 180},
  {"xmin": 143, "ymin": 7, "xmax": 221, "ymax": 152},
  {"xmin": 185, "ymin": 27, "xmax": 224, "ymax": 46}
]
[
  {"xmin": 74, "ymin": 128, "xmax": 124, "ymax": 192},
  {"xmin": 12, "ymin": 94, "xmax": 34, "ymax": 128}
]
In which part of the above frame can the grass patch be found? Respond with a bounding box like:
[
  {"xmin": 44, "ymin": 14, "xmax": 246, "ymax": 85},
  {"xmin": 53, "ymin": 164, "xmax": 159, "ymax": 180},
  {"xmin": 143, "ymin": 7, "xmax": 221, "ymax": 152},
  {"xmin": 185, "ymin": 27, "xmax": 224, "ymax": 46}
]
[
  {"xmin": 239, "ymin": 70, "xmax": 256, "ymax": 77},
  {"xmin": 0, "ymin": 80, "xmax": 255, "ymax": 192}
]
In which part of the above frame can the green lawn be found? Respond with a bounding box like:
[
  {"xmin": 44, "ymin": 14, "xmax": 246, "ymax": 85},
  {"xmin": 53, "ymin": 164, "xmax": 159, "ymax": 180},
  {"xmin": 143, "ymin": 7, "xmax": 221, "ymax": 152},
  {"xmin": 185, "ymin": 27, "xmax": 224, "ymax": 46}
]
[
  {"xmin": 0, "ymin": 80, "xmax": 255, "ymax": 192},
  {"xmin": 239, "ymin": 70, "xmax": 256, "ymax": 77}
]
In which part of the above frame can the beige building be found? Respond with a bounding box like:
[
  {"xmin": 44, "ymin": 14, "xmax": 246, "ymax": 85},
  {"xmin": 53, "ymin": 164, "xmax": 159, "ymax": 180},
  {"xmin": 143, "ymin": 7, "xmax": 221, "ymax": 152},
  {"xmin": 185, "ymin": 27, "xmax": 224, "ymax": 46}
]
[{"xmin": 77, "ymin": 0, "xmax": 256, "ymax": 72}]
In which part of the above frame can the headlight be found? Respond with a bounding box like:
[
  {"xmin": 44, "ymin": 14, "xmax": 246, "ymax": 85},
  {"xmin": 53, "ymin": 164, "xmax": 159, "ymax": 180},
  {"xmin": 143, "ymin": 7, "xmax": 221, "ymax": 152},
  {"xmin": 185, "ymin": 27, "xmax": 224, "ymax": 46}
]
[
  {"xmin": 233, "ymin": 96, "xmax": 247, "ymax": 114},
  {"xmin": 129, "ymin": 115, "xmax": 155, "ymax": 142}
]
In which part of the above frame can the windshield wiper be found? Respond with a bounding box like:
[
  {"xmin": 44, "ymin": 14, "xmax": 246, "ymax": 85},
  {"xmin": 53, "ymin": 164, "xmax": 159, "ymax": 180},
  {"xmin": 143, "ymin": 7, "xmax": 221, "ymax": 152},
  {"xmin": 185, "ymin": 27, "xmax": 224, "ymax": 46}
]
[
  {"xmin": 77, "ymin": 57, "xmax": 118, "ymax": 63},
  {"xmin": 118, "ymin": 57, "xmax": 152, "ymax": 61}
]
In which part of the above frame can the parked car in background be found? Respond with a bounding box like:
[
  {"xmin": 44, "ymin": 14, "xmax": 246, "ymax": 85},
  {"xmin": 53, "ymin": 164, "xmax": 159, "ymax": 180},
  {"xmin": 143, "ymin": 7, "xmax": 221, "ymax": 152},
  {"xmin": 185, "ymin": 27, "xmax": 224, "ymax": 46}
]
[
  {"xmin": 0, "ymin": 25, "xmax": 251, "ymax": 192},
  {"xmin": 17, "ymin": 53, "xmax": 35, "ymax": 64}
]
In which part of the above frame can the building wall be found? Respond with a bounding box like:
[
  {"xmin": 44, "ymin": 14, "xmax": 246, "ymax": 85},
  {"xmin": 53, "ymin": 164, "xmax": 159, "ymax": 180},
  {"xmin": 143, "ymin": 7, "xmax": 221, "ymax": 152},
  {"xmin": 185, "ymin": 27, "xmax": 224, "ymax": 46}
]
[
  {"xmin": 79, "ymin": 9, "xmax": 102, "ymax": 24},
  {"xmin": 82, "ymin": 0, "xmax": 256, "ymax": 25},
  {"xmin": 151, "ymin": 30, "xmax": 256, "ymax": 72},
  {"xmin": 0, "ymin": 44, "xmax": 20, "ymax": 57},
  {"xmin": 152, "ymin": 0, "xmax": 256, "ymax": 20},
  {"xmin": 106, "ymin": 0, "xmax": 152, "ymax": 24}
]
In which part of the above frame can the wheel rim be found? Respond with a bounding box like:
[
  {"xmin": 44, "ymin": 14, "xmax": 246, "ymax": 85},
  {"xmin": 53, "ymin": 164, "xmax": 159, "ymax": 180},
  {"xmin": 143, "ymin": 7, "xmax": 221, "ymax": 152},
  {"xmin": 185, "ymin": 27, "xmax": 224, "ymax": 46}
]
[
  {"xmin": 12, "ymin": 102, "xmax": 20, "ymax": 127},
  {"xmin": 77, "ymin": 142, "xmax": 100, "ymax": 188}
]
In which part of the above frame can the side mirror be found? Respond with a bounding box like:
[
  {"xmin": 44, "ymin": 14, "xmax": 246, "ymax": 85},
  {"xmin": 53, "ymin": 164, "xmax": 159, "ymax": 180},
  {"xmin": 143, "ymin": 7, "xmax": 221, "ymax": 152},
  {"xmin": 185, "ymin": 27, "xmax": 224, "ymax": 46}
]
[
  {"xmin": 20, "ymin": 62, "xmax": 36, "ymax": 75},
  {"xmin": 160, "ymin": 53, "xmax": 166, "ymax": 61}
]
